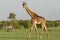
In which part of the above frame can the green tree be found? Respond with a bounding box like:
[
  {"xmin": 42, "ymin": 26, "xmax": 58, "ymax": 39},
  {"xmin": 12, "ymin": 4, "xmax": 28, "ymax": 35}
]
[
  {"xmin": 8, "ymin": 12, "xmax": 20, "ymax": 29},
  {"xmin": 18, "ymin": 20, "xmax": 31, "ymax": 29},
  {"xmin": 8, "ymin": 12, "xmax": 16, "ymax": 20},
  {"xmin": 0, "ymin": 21, "xmax": 7, "ymax": 29},
  {"xmin": 8, "ymin": 12, "xmax": 16, "ymax": 25}
]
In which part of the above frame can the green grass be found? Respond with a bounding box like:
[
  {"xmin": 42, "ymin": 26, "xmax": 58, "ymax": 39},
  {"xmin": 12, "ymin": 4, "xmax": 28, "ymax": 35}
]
[{"xmin": 0, "ymin": 27, "xmax": 60, "ymax": 40}]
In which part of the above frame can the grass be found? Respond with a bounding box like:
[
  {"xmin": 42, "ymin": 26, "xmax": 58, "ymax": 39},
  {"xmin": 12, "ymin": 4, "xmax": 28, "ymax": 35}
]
[{"xmin": 0, "ymin": 27, "xmax": 60, "ymax": 40}]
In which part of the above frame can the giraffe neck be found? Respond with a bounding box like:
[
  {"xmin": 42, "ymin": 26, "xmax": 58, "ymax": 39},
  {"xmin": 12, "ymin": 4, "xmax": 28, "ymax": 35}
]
[{"xmin": 24, "ymin": 5, "xmax": 35, "ymax": 17}]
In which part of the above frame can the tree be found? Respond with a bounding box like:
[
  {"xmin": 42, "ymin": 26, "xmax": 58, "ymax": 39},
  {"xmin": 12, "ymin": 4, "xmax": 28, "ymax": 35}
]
[
  {"xmin": 8, "ymin": 12, "xmax": 16, "ymax": 20},
  {"xmin": 0, "ymin": 21, "xmax": 6, "ymax": 29},
  {"xmin": 8, "ymin": 12, "xmax": 20, "ymax": 29},
  {"xmin": 7, "ymin": 12, "xmax": 16, "ymax": 30},
  {"xmin": 8, "ymin": 12, "xmax": 16, "ymax": 25}
]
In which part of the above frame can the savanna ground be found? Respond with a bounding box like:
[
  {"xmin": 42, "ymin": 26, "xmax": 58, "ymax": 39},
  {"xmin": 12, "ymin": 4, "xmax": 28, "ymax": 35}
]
[{"xmin": 0, "ymin": 27, "xmax": 60, "ymax": 40}]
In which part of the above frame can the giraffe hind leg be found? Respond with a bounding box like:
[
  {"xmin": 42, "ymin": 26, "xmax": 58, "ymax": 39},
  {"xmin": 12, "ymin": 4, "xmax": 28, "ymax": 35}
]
[
  {"xmin": 40, "ymin": 24, "xmax": 48, "ymax": 39},
  {"xmin": 40, "ymin": 25, "xmax": 44, "ymax": 39},
  {"xmin": 44, "ymin": 25, "xmax": 48, "ymax": 39}
]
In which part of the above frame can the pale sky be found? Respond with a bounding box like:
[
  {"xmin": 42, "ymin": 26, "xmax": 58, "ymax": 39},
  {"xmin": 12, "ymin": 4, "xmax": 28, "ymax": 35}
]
[{"xmin": 0, "ymin": 0, "xmax": 60, "ymax": 21}]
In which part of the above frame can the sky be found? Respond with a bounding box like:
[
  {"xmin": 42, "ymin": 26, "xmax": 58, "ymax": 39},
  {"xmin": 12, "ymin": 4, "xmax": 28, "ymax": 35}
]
[{"xmin": 0, "ymin": 0, "xmax": 60, "ymax": 21}]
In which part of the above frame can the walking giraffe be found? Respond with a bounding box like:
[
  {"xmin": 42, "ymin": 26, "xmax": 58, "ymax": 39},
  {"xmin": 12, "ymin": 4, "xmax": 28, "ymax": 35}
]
[{"xmin": 22, "ymin": 1, "xmax": 48, "ymax": 39}]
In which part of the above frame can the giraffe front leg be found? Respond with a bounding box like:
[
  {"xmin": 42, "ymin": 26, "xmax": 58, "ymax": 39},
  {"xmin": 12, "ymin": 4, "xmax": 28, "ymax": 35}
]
[
  {"xmin": 35, "ymin": 25, "xmax": 38, "ymax": 38},
  {"xmin": 28, "ymin": 24, "xmax": 35, "ymax": 38}
]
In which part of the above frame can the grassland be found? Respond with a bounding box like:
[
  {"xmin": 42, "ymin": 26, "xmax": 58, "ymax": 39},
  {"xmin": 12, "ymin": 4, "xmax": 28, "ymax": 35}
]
[{"xmin": 0, "ymin": 27, "xmax": 60, "ymax": 40}]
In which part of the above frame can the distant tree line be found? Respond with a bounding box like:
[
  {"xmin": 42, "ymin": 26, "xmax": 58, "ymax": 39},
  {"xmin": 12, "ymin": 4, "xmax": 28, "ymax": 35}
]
[
  {"xmin": 0, "ymin": 12, "xmax": 60, "ymax": 29},
  {"xmin": 0, "ymin": 20, "xmax": 60, "ymax": 29}
]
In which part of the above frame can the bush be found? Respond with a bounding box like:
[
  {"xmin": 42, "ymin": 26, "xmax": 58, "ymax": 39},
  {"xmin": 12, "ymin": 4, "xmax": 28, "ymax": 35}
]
[
  {"xmin": 0, "ymin": 20, "xmax": 60, "ymax": 29},
  {"xmin": 20, "ymin": 25, "xmax": 24, "ymax": 29}
]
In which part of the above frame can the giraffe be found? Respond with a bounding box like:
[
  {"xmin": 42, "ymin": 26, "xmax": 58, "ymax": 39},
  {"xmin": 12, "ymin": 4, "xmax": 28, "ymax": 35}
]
[{"xmin": 22, "ymin": 1, "xmax": 48, "ymax": 39}]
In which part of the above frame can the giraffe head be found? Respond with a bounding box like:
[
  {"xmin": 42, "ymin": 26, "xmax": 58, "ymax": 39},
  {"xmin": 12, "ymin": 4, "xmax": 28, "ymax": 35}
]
[{"xmin": 22, "ymin": 1, "xmax": 27, "ymax": 8}]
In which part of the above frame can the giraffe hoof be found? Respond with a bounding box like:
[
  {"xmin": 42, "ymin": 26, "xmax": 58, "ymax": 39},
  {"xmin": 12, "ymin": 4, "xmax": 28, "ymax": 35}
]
[
  {"xmin": 36, "ymin": 36, "xmax": 39, "ymax": 39},
  {"xmin": 28, "ymin": 36, "xmax": 30, "ymax": 39},
  {"xmin": 40, "ymin": 36, "xmax": 42, "ymax": 39}
]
